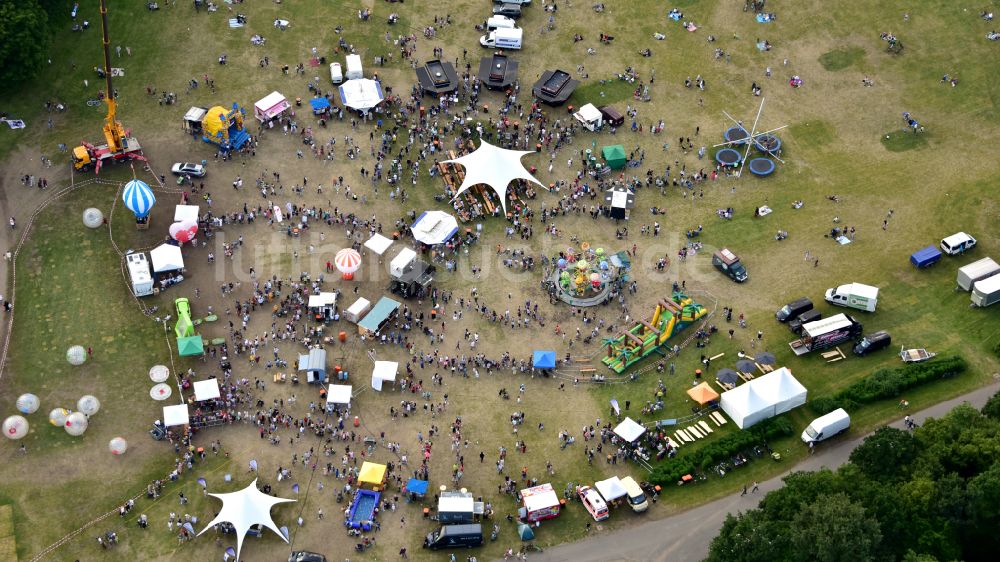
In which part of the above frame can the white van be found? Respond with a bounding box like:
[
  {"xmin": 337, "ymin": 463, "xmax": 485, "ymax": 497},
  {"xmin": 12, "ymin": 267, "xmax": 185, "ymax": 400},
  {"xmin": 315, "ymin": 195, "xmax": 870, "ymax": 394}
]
[
  {"xmin": 480, "ymin": 27, "xmax": 523, "ymax": 49},
  {"xmin": 329, "ymin": 62, "xmax": 343, "ymax": 84},
  {"xmin": 619, "ymin": 477, "xmax": 649, "ymax": 513},
  {"xmin": 577, "ymin": 486, "xmax": 609, "ymax": 521},
  {"xmin": 487, "ymin": 15, "xmax": 516, "ymax": 32},
  {"xmin": 801, "ymin": 408, "xmax": 850, "ymax": 443},
  {"xmin": 940, "ymin": 232, "xmax": 977, "ymax": 255}
]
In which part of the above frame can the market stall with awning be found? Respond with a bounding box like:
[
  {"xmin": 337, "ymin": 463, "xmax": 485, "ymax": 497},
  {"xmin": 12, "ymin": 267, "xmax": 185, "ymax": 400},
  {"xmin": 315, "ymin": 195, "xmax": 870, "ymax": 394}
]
[
  {"xmin": 613, "ymin": 417, "xmax": 646, "ymax": 443},
  {"xmin": 358, "ymin": 461, "xmax": 387, "ymax": 491},
  {"xmin": 371, "ymin": 360, "xmax": 398, "ymax": 391},
  {"xmin": 193, "ymin": 379, "xmax": 221, "ymax": 401},
  {"xmin": 594, "ymin": 476, "xmax": 628, "ymax": 502},
  {"xmin": 150, "ymin": 243, "xmax": 185, "ymax": 273},
  {"xmin": 411, "ymin": 210, "xmax": 459, "ymax": 245},
  {"xmin": 174, "ymin": 204, "xmax": 200, "ymax": 223},
  {"xmin": 338, "ymin": 79, "xmax": 384, "ymax": 114},
  {"xmin": 325, "ymin": 384, "xmax": 353, "ymax": 405},
  {"xmin": 364, "ymin": 233, "xmax": 394, "ymax": 256},
  {"xmin": 163, "ymin": 404, "xmax": 190, "ymax": 427},
  {"xmin": 532, "ymin": 350, "xmax": 556, "ymax": 370},
  {"xmin": 253, "ymin": 91, "xmax": 290, "ymax": 122}
]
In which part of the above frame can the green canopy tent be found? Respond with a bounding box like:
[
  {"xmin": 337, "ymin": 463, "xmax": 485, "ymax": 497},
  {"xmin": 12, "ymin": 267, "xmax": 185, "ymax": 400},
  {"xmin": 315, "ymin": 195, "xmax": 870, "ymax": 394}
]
[
  {"xmin": 602, "ymin": 144, "xmax": 627, "ymax": 170},
  {"xmin": 177, "ymin": 335, "xmax": 204, "ymax": 357}
]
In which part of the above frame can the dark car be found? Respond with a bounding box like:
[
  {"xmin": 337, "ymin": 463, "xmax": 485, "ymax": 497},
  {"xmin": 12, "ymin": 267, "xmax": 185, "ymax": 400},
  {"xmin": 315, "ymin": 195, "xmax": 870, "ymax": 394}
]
[
  {"xmin": 289, "ymin": 551, "xmax": 327, "ymax": 562},
  {"xmin": 853, "ymin": 330, "xmax": 891, "ymax": 356},
  {"xmin": 776, "ymin": 297, "xmax": 813, "ymax": 322},
  {"xmin": 493, "ymin": 3, "xmax": 522, "ymax": 18},
  {"xmin": 789, "ymin": 309, "xmax": 822, "ymax": 335}
]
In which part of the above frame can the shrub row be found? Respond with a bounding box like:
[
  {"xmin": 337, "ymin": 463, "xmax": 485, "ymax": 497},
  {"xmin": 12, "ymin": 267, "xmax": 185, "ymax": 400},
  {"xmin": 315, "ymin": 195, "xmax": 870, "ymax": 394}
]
[
  {"xmin": 810, "ymin": 355, "xmax": 966, "ymax": 415},
  {"xmin": 649, "ymin": 416, "xmax": 794, "ymax": 486}
]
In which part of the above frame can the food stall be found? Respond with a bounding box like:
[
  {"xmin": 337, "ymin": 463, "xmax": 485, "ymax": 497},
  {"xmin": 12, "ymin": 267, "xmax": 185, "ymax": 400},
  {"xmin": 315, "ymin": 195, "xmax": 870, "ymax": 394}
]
[{"xmin": 519, "ymin": 483, "xmax": 561, "ymax": 522}]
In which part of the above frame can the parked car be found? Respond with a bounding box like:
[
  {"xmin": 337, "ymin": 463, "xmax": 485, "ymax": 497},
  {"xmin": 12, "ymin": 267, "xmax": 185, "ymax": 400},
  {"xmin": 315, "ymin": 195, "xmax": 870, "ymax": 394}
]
[
  {"xmin": 789, "ymin": 309, "xmax": 822, "ymax": 336},
  {"xmin": 853, "ymin": 330, "xmax": 891, "ymax": 356},
  {"xmin": 171, "ymin": 162, "xmax": 206, "ymax": 177},
  {"xmin": 424, "ymin": 524, "xmax": 483, "ymax": 550},
  {"xmin": 776, "ymin": 297, "xmax": 813, "ymax": 322},
  {"xmin": 492, "ymin": 3, "xmax": 522, "ymax": 18},
  {"xmin": 940, "ymin": 232, "xmax": 977, "ymax": 255},
  {"xmin": 289, "ymin": 552, "xmax": 327, "ymax": 562}
]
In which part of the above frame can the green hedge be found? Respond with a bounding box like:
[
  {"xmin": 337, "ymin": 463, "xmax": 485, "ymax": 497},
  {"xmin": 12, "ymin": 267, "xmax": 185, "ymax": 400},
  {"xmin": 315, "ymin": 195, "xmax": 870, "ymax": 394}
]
[
  {"xmin": 993, "ymin": 341, "xmax": 1000, "ymax": 359},
  {"xmin": 810, "ymin": 356, "xmax": 966, "ymax": 415},
  {"xmin": 649, "ymin": 416, "xmax": 794, "ymax": 486}
]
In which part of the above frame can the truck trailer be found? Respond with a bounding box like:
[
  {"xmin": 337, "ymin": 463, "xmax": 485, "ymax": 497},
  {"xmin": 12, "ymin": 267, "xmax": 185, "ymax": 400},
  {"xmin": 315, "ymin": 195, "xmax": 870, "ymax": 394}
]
[{"xmin": 789, "ymin": 313, "xmax": 862, "ymax": 356}]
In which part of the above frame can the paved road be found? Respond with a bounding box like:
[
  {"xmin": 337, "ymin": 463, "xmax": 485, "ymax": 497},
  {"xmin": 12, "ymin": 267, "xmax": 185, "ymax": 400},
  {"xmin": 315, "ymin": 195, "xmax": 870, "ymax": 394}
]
[{"xmin": 531, "ymin": 382, "xmax": 1000, "ymax": 562}]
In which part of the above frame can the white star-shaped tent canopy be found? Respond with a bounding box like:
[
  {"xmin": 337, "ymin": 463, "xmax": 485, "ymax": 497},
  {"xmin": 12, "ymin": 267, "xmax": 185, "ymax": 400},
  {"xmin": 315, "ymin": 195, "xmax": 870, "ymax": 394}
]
[
  {"xmin": 198, "ymin": 478, "xmax": 295, "ymax": 560},
  {"xmin": 443, "ymin": 140, "xmax": 542, "ymax": 216}
]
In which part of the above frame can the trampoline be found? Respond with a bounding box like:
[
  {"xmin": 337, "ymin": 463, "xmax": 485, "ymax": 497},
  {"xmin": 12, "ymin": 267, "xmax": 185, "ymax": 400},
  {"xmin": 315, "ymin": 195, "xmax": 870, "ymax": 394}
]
[
  {"xmin": 724, "ymin": 126, "xmax": 750, "ymax": 145},
  {"xmin": 748, "ymin": 158, "xmax": 776, "ymax": 177},
  {"xmin": 346, "ymin": 489, "xmax": 381, "ymax": 530},
  {"xmin": 716, "ymin": 148, "xmax": 743, "ymax": 166},
  {"xmin": 753, "ymin": 134, "xmax": 781, "ymax": 154}
]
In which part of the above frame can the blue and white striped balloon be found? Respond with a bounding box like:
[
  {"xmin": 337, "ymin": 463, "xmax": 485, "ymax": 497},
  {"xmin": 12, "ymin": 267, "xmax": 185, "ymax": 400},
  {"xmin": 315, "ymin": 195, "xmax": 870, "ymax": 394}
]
[{"xmin": 122, "ymin": 179, "xmax": 155, "ymax": 218}]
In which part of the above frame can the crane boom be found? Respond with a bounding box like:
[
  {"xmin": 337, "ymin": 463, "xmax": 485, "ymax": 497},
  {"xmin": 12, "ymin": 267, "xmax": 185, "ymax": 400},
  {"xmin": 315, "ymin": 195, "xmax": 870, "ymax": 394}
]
[{"xmin": 100, "ymin": 0, "xmax": 126, "ymax": 153}]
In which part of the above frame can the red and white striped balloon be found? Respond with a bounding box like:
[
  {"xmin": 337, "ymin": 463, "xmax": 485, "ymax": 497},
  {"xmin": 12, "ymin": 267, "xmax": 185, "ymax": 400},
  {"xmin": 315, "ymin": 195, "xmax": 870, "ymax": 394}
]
[{"xmin": 335, "ymin": 248, "xmax": 362, "ymax": 274}]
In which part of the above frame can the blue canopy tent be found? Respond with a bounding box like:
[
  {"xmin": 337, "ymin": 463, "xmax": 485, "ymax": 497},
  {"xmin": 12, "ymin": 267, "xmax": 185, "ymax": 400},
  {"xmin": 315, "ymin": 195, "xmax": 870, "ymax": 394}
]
[
  {"xmin": 404, "ymin": 478, "xmax": 429, "ymax": 501},
  {"xmin": 532, "ymin": 350, "xmax": 556, "ymax": 370},
  {"xmin": 309, "ymin": 97, "xmax": 331, "ymax": 115}
]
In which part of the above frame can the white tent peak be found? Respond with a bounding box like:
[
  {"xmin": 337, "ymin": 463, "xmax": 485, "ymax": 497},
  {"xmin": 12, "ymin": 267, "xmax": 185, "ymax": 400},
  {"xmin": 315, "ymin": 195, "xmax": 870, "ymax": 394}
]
[
  {"xmin": 443, "ymin": 140, "xmax": 542, "ymax": 216},
  {"xmin": 198, "ymin": 478, "xmax": 295, "ymax": 560}
]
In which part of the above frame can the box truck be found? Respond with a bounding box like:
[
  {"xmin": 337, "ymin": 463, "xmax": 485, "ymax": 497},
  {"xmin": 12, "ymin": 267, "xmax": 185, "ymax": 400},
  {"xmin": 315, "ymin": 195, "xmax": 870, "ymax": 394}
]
[
  {"xmin": 825, "ymin": 282, "xmax": 878, "ymax": 312},
  {"xmin": 789, "ymin": 313, "xmax": 863, "ymax": 356},
  {"xmin": 956, "ymin": 257, "xmax": 1000, "ymax": 291},
  {"xmin": 801, "ymin": 408, "xmax": 850, "ymax": 443},
  {"xmin": 480, "ymin": 27, "xmax": 523, "ymax": 49},
  {"xmin": 971, "ymin": 275, "xmax": 1000, "ymax": 307}
]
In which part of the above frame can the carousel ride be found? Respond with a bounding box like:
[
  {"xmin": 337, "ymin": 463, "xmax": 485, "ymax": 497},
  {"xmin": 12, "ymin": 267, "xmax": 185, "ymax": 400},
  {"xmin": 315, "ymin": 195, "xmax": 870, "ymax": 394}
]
[{"xmin": 546, "ymin": 245, "xmax": 625, "ymax": 307}]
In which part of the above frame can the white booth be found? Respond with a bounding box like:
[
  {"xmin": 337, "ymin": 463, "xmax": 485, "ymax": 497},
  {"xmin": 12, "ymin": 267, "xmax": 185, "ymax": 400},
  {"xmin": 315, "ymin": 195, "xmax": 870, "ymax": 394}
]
[
  {"xmin": 345, "ymin": 54, "xmax": 363, "ymax": 80},
  {"xmin": 364, "ymin": 233, "xmax": 394, "ymax": 258},
  {"xmin": 174, "ymin": 204, "xmax": 200, "ymax": 223},
  {"xmin": 345, "ymin": 297, "xmax": 371, "ymax": 323},
  {"xmin": 150, "ymin": 243, "xmax": 185, "ymax": 273},
  {"xmin": 193, "ymin": 379, "xmax": 221, "ymax": 401},
  {"xmin": 308, "ymin": 292, "xmax": 338, "ymax": 321},
  {"xmin": 125, "ymin": 252, "xmax": 154, "ymax": 297},
  {"xmin": 162, "ymin": 404, "xmax": 190, "ymax": 427},
  {"xmin": 253, "ymin": 91, "xmax": 291, "ymax": 122},
  {"xmin": 326, "ymin": 384, "xmax": 353, "ymax": 406}
]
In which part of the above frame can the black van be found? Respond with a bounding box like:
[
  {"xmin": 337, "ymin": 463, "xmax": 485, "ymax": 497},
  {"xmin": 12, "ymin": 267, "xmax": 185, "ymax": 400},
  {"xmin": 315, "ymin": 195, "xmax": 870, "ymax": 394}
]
[
  {"xmin": 853, "ymin": 330, "xmax": 891, "ymax": 356},
  {"xmin": 776, "ymin": 297, "xmax": 813, "ymax": 322},
  {"xmin": 789, "ymin": 309, "xmax": 822, "ymax": 335},
  {"xmin": 424, "ymin": 524, "xmax": 483, "ymax": 550}
]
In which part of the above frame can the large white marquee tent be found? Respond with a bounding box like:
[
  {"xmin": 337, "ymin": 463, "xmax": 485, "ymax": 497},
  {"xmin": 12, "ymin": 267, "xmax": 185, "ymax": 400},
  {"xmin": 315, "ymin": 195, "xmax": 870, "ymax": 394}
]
[{"xmin": 720, "ymin": 367, "xmax": 807, "ymax": 429}]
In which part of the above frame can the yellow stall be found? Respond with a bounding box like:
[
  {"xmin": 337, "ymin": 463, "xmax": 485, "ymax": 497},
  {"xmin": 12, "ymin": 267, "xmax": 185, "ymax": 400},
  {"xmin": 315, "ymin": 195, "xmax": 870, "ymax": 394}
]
[{"xmin": 358, "ymin": 461, "xmax": 387, "ymax": 491}]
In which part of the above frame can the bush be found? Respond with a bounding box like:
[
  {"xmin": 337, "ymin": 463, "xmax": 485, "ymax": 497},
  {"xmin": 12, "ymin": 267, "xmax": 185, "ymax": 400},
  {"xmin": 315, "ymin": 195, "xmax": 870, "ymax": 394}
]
[
  {"xmin": 993, "ymin": 341, "xmax": 1000, "ymax": 359},
  {"xmin": 650, "ymin": 416, "xmax": 794, "ymax": 486},
  {"xmin": 810, "ymin": 356, "xmax": 966, "ymax": 414}
]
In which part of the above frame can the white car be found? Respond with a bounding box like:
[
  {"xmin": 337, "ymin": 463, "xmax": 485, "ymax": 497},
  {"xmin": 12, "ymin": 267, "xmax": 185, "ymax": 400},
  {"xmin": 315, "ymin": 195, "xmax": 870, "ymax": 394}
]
[{"xmin": 171, "ymin": 162, "xmax": 206, "ymax": 177}]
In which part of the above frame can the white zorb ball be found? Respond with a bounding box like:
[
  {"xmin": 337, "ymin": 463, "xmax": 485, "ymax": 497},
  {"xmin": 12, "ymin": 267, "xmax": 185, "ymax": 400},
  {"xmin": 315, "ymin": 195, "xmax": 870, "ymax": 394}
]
[
  {"xmin": 3, "ymin": 415, "xmax": 29, "ymax": 439},
  {"xmin": 64, "ymin": 412, "xmax": 89, "ymax": 436},
  {"xmin": 16, "ymin": 393, "xmax": 40, "ymax": 414},
  {"xmin": 109, "ymin": 437, "xmax": 128, "ymax": 455},
  {"xmin": 77, "ymin": 395, "xmax": 101, "ymax": 416},
  {"xmin": 66, "ymin": 346, "xmax": 87, "ymax": 366},
  {"xmin": 49, "ymin": 408, "xmax": 70, "ymax": 426},
  {"xmin": 82, "ymin": 208, "xmax": 104, "ymax": 229}
]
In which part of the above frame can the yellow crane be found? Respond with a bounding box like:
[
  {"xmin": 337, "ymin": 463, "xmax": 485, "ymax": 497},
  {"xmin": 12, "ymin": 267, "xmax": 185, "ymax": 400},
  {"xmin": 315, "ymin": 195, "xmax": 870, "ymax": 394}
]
[{"xmin": 72, "ymin": 0, "xmax": 144, "ymax": 173}]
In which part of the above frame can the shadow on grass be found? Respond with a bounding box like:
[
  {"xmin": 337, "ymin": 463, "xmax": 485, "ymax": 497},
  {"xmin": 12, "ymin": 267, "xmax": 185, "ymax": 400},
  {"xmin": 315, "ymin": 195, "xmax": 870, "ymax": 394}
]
[
  {"xmin": 818, "ymin": 46, "xmax": 866, "ymax": 71},
  {"xmin": 881, "ymin": 130, "xmax": 928, "ymax": 152},
  {"xmin": 789, "ymin": 120, "xmax": 835, "ymax": 149},
  {"xmin": 571, "ymin": 79, "xmax": 636, "ymax": 107}
]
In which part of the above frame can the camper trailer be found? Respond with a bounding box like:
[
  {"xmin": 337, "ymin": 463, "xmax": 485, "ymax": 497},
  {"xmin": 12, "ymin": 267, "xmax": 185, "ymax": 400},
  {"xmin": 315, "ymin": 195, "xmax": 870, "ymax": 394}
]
[
  {"xmin": 345, "ymin": 54, "xmax": 363, "ymax": 80},
  {"xmin": 126, "ymin": 252, "xmax": 154, "ymax": 297},
  {"xmin": 971, "ymin": 275, "xmax": 1000, "ymax": 308},
  {"xmin": 956, "ymin": 257, "xmax": 1000, "ymax": 291}
]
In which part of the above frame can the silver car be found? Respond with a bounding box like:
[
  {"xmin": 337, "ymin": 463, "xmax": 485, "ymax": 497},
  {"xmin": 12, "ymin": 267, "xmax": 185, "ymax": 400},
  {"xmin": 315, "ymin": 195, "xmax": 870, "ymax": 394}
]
[{"xmin": 171, "ymin": 162, "xmax": 206, "ymax": 177}]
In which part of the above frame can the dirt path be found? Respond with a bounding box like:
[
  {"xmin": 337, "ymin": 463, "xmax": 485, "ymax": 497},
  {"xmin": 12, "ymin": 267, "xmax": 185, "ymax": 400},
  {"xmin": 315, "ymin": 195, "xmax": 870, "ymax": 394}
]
[{"xmin": 528, "ymin": 381, "xmax": 1000, "ymax": 562}]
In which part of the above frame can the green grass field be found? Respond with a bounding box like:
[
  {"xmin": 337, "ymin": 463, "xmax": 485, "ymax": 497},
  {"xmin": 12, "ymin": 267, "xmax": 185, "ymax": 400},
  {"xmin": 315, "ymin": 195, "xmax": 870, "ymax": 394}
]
[{"xmin": 0, "ymin": 0, "xmax": 999, "ymax": 560}]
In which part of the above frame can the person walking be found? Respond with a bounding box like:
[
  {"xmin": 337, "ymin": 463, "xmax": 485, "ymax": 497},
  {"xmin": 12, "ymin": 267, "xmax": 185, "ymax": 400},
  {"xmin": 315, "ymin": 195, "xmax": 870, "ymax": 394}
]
[
  {"xmin": 740, "ymin": 484, "xmax": 747, "ymax": 496},
  {"xmin": 751, "ymin": 481, "xmax": 759, "ymax": 493}
]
